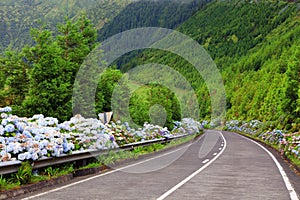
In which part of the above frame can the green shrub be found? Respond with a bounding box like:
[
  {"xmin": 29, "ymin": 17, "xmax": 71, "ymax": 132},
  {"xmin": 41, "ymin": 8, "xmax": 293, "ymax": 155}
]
[{"xmin": 10, "ymin": 161, "xmax": 33, "ymax": 185}]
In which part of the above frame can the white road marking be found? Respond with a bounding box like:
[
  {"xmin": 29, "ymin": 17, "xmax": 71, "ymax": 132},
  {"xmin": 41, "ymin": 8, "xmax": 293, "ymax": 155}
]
[
  {"xmin": 238, "ymin": 134, "xmax": 299, "ymax": 200},
  {"xmin": 202, "ymin": 159, "xmax": 210, "ymax": 164},
  {"xmin": 22, "ymin": 134, "xmax": 204, "ymax": 200},
  {"xmin": 218, "ymin": 147, "xmax": 222, "ymax": 150},
  {"xmin": 157, "ymin": 131, "xmax": 227, "ymax": 200},
  {"xmin": 213, "ymin": 153, "xmax": 218, "ymax": 156},
  {"xmin": 198, "ymin": 130, "xmax": 220, "ymax": 159}
]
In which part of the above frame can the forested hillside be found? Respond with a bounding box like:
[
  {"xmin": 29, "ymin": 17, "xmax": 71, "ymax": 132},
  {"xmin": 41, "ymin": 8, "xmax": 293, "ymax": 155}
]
[
  {"xmin": 0, "ymin": 0, "xmax": 207, "ymax": 51},
  {"xmin": 0, "ymin": 0, "xmax": 131, "ymax": 51},
  {"xmin": 118, "ymin": 0, "xmax": 300, "ymax": 130},
  {"xmin": 0, "ymin": 0, "xmax": 299, "ymax": 131},
  {"xmin": 98, "ymin": 0, "xmax": 212, "ymax": 68},
  {"xmin": 98, "ymin": 0, "xmax": 212, "ymax": 41},
  {"xmin": 0, "ymin": 0, "xmax": 213, "ymax": 127}
]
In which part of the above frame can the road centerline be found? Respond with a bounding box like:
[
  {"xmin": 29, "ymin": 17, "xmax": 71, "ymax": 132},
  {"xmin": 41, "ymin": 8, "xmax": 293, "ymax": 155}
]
[{"xmin": 156, "ymin": 131, "xmax": 227, "ymax": 200}]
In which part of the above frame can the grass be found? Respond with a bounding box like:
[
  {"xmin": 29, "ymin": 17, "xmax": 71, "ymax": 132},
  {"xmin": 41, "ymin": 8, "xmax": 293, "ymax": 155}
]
[
  {"xmin": 0, "ymin": 175, "xmax": 20, "ymax": 191},
  {"xmin": 31, "ymin": 175, "xmax": 49, "ymax": 183},
  {"xmin": 0, "ymin": 164, "xmax": 74, "ymax": 191},
  {"xmin": 288, "ymin": 156, "xmax": 300, "ymax": 169},
  {"xmin": 43, "ymin": 164, "xmax": 74, "ymax": 178}
]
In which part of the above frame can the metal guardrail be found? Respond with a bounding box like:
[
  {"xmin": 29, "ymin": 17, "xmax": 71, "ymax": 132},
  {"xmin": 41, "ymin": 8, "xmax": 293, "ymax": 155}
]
[
  {"xmin": 0, "ymin": 133, "xmax": 197, "ymax": 175},
  {"xmin": 120, "ymin": 138, "xmax": 165, "ymax": 149}
]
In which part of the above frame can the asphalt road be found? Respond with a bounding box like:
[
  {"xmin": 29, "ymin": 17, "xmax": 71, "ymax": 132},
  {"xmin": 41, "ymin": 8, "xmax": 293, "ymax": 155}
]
[{"xmin": 20, "ymin": 130, "xmax": 300, "ymax": 200}]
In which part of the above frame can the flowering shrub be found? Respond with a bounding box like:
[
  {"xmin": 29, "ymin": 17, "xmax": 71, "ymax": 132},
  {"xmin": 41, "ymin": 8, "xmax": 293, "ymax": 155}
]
[
  {"xmin": 0, "ymin": 107, "xmax": 202, "ymax": 162},
  {"xmin": 225, "ymin": 120, "xmax": 299, "ymax": 160},
  {"xmin": 280, "ymin": 132, "xmax": 300, "ymax": 159},
  {"xmin": 0, "ymin": 111, "xmax": 78, "ymax": 162},
  {"xmin": 225, "ymin": 120, "xmax": 262, "ymax": 135}
]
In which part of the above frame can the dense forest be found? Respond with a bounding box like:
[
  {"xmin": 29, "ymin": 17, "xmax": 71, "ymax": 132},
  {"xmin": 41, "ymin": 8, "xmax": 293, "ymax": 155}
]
[
  {"xmin": 0, "ymin": 0, "xmax": 132, "ymax": 51},
  {"xmin": 98, "ymin": 0, "xmax": 212, "ymax": 41},
  {"xmin": 0, "ymin": 0, "xmax": 299, "ymax": 131},
  {"xmin": 116, "ymin": 0, "xmax": 300, "ymax": 130}
]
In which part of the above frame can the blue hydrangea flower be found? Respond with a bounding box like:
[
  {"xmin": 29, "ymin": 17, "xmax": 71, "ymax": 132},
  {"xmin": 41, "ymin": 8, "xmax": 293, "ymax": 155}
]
[
  {"xmin": 0, "ymin": 125, "xmax": 4, "ymax": 135},
  {"xmin": 31, "ymin": 152, "xmax": 39, "ymax": 160},
  {"xmin": 109, "ymin": 135, "xmax": 115, "ymax": 142},
  {"xmin": 1, "ymin": 119, "xmax": 8, "ymax": 126},
  {"xmin": 23, "ymin": 130, "xmax": 32, "ymax": 138},
  {"xmin": 0, "ymin": 107, "xmax": 12, "ymax": 113},
  {"xmin": 1, "ymin": 113, "xmax": 8, "ymax": 119},
  {"xmin": 7, "ymin": 137, "xmax": 15, "ymax": 143},
  {"xmin": 15, "ymin": 122, "xmax": 26, "ymax": 132},
  {"xmin": 18, "ymin": 153, "xmax": 26, "ymax": 161},
  {"xmin": 40, "ymin": 149, "xmax": 48, "ymax": 156},
  {"xmin": 24, "ymin": 152, "xmax": 32, "ymax": 160},
  {"xmin": 5, "ymin": 124, "xmax": 15, "ymax": 133}
]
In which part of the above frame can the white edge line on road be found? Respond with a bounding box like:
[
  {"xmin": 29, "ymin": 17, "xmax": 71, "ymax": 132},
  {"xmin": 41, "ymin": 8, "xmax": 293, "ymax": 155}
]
[
  {"xmin": 22, "ymin": 134, "xmax": 204, "ymax": 200},
  {"xmin": 156, "ymin": 131, "xmax": 227, "ymax": 200},
  {"xmin": 238, "ymin": 134, "xmax": 299, "ymax": 200}
]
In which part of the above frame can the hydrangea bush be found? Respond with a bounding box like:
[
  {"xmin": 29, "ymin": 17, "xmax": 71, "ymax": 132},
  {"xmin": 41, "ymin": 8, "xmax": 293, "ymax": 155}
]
[
  {"xmin": 0, "ymin": 107, "xmax": 202, "ymax": 162},
  {"xmin": 225, "ymin": 120, "xmax": 300, "ymax": 160}
]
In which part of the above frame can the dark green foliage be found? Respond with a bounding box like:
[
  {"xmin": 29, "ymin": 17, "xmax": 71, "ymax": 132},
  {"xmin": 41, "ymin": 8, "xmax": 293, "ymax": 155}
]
[
  {"xmin": 281, "ymin": 45, "xmax": 300, "ymax": 126},
  {"xmin": 98, "ymin": 0, "xmax": 210, "ymax": 41},
  {"xmin": 0, "ymin": 175, "xmax": 8, "ymax": 190},
  {"xmin": 116, "ymin": 0, "xmax": 300, "ymax": 129},
  {"xmin": 0, "ymin": 0, "xmax": 131, "ymax": 51},
  {"xmin": 129, "ymin": 83, "xmax": 181, "ymax": 130},
  {"xmin": 43, "ymin": 164, "xmax": 74, "ymax": 177},
  {"xmin": 0, "ymin": 50, "xmax": 29, "ymax": 108},
  {"xmin": 0, "ymin": 0, "xmax": 299, "ymax": 131},
  {"xmin": 10, "ymin": 161, "xmax": 33, "ymax": 185},
  {"xmin": 21, "ymin": 15, "xmax": 97, "ymax": 121},
  {"xmin": 177, "ymin": 0, "xmax": 295, "ymax": 64},
  {"xmin": 97, "ymin": 68, "xmax": 124, "ymax": 112},
  {"xmin": 99, "ymin": 0, "xmax": 211, "ymax": 68},
  {"xmin": 226, "ymin": 11, "xmax": 300, "ymax": 129}
]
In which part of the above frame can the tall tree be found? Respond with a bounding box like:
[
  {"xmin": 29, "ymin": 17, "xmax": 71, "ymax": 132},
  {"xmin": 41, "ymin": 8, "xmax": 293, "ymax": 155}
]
[
  {"xmin": 22, "ymin": 28, "xmax": 70, "ymax": 120},
  {"xmin": 0, "ymin": 50, "xmax": 29, "ymax": 108},
  {"xmin": 57, "ymin": 14, "xmax": 97, "ymax": 63},
  {"xmin": 22, "ymin": 14, "xmax": 98, "ymax": 121},
  {"xmin": 282, "ymin": 45, "xmax": 300, "ymax": 127},
  {"xmin": 97, "ymin": 68, "xmax": 124, "ymax": 113}
]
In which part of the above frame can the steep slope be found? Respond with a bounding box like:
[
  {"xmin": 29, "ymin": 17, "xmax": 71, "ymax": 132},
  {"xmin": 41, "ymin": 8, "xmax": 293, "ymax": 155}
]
[
  {"xmin": 0, "ymin": 0, "xmax": 131, "ymax": 51},
  {"xmin": 225, "ymin": 10, "xmax": 300, "ymax": 129},
  {"xmin": 97, "ymin": 0, "xmax": 212, "ymax": 41},
  {"xmin": 117, "ymin": 0, "xmax": 300, "ymax": 129},
  {"xmin": 98, "ymin": 0, "xmax": 212, "ymax": 68}
]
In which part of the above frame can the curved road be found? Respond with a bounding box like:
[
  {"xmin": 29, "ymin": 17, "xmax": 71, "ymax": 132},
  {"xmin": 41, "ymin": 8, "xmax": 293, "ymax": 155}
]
[{"xmin": 20, "ymin": 131, "xmax": 300, "ymax": 200}]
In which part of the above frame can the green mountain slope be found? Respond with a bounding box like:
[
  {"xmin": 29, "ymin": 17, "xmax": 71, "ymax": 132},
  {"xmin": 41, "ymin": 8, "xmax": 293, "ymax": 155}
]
[
  {"xmin": 0, "ymin": 0, "xmax": 299, "ymax": 130},
  {"xmin": 0, "ymin": 0, "xmax": 131, "ymax": 51},
  {"xmin": 98, "ymin": 0, "xmax": 212, "ymax": 41},
  {"xmin": 118, "ymin": 0, "xmax": 300, "ymax": 129},
  {"xmin": 226, "ymin": 10, "xmax": 300, "ymax": 129},
  {"xmin": 98, "ymin": 0, "xmax": 212, "ymax": 69}
]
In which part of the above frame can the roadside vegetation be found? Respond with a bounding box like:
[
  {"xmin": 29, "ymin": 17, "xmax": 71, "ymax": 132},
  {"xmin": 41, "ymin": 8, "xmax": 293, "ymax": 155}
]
[{"xmin": 0, "ymin": 133, "xmax": 201, "ymax": 191}]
